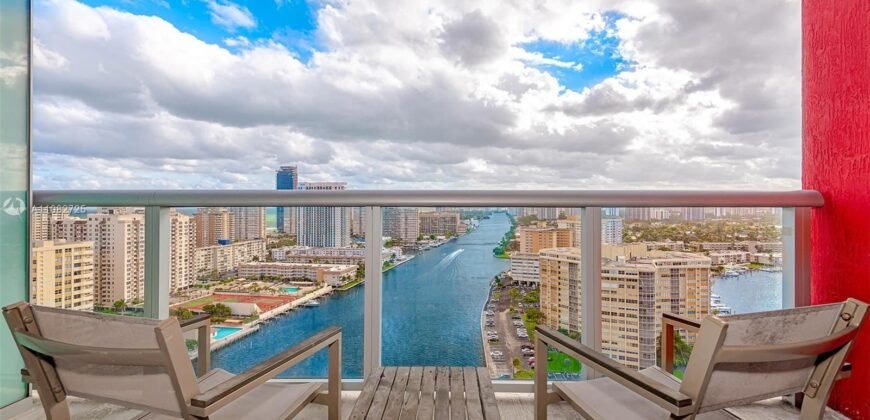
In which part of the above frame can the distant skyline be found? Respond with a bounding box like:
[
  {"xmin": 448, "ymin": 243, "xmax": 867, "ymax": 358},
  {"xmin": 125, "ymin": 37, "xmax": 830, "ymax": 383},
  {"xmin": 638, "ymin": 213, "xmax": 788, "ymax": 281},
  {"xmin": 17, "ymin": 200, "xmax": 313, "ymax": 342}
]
[{"xmin": 31, "ymin": 0, "xmax": 800, "ymax": 190}]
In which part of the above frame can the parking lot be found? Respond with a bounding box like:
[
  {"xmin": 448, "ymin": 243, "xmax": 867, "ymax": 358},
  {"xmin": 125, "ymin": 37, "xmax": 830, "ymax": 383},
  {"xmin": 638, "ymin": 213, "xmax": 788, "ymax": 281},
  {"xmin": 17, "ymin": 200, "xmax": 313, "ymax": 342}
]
[{"xmin": 482, "ymin": 283, "xmax": 538, "ymax": 378}]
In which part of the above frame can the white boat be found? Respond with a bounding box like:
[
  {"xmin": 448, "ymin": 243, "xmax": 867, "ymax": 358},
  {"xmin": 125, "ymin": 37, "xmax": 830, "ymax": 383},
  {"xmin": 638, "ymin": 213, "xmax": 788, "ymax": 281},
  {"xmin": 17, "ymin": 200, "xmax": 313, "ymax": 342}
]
[{"xmin": 303, "ymin": 299, "xmax": 320, "ymax": 307}]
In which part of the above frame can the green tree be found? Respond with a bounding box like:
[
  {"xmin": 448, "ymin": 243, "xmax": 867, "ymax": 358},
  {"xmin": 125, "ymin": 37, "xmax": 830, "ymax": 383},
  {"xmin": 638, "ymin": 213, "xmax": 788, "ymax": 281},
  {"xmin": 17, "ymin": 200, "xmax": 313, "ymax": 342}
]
[
  {"xmin": 185, "ymin": 339, "xmax": 198, "ymax": 352},
  {"xmin": 171, "ymin": 308, "xmax": 195, "ymax": 320},
  {"xmin": 112, "ymin": 300, "xmax": 127, "ymax": 314},
  {"xmin": 203, "ymin": 303, "xmax": 232, "ymax": 323},
  {"xmin": 508, "ymin": 288, "xmax": 521, "ymax": 303}
]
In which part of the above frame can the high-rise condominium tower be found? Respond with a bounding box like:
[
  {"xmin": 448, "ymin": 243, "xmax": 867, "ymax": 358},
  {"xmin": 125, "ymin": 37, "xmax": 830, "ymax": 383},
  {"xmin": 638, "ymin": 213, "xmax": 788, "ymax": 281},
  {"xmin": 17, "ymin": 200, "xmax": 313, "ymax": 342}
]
[
  {"xmin": 170, "ymin": 211, "xmax": 196, "ymax": 291},
  {"xmin": 53, "ymin": 213, "xmax": 146, "ymax": 306},
  {"xmin": 194, "ymin": 208, "xmax": 232, "ymax": 247},
  {"xmin": 295, "ymin": 182, "xmax": 351, "ymax": 247},
  {"xmin": 228, "ymin": 207, "xmax": 266, "ymax": 241},
  {"xmin": 383, "ymin": 207, "xmax": 419, "ymax": 246},
  {"xmin": 276, "ymin": 165, "xmax": 298, "ymax": 234}
]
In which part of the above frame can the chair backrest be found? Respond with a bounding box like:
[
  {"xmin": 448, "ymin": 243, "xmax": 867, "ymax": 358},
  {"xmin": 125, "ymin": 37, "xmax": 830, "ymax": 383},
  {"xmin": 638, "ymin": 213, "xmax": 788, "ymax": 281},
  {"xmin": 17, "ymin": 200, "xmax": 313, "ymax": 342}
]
[
  {"xmin": 679, "ymin": 299, "xmax": 867, "ymax": 415},
  {"xmin": 3, "ymin": 303, "xmax": 201, "ymax": 418}
]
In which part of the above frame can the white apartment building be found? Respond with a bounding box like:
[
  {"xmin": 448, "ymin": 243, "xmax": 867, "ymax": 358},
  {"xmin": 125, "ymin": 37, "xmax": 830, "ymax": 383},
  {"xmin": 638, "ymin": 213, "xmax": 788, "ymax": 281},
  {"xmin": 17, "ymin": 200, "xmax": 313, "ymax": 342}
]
[
  {"xmin": 228, "ymin": 207, "xmax": 266, "ymax": 241},
  {"xmin": 295, "ymin": 182, "xmax": 352, "ymax": 247},
  {"xmin": 384, "ymin": 207, "xmax": 419, "ymax": 246},
  {"xmin": 238, "ymin": 262, "xmax": 357, "ymax": 286},
  {"xmin": 31, "ymin": 206, "xmax": 69, "ymax": 241},
  {"xmin": 30, "ymin": 240, "xmax": 95, "ymax": 311},
  {"xmin": 751, "ymin": 252, "xmax": 783, "ymax": 266},
  {"xmin": 509, "ymin": 252, "xmax": 540, "ymax": 285},
  {"xmin": 53, "ymin": 213, "xmax": 146, "ymax": 306},
  {"xmin": 170, "ymin": 212, "xmax": 195, "ymax": 291},
  {"xmin": 270, "ymin": 245, "xmax": 402, "ymax": 265},
  {"xmin": 708, "ymin": 250, "xmax": 751, "ymax": 265},
  {"xmin": 195, "ymin": 240, "xmax": 267, "ymax": 275},
  {"xmin": 601, "ymin": 217, "xmax": 624, "ymax": 245}
]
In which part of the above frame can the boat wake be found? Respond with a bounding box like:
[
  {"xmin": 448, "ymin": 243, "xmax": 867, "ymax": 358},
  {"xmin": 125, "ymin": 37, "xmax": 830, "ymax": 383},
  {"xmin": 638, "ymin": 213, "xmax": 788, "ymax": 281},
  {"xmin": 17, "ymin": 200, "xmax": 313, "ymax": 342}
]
[{"xmin": 434, "ymin": 249, "xmax": 464, "ymax": 269}]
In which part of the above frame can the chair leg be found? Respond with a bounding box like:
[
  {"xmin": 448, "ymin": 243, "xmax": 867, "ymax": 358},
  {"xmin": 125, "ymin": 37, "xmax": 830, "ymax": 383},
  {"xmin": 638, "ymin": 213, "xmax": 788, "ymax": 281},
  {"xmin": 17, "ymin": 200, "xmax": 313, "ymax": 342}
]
[
  {"xmin": 327, "ymin": 336, "xmax": 342, "ymax": 420},
  {"xmin": 535, "ymin": 337, "xmax": 548, "ymax": 420}
]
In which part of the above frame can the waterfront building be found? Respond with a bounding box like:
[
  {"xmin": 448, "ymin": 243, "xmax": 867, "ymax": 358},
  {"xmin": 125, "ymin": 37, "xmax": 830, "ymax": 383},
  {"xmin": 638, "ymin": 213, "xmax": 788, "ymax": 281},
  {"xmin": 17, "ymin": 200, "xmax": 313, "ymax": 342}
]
[
  {"xmin": 739, "ymin": 241, "xmax": 784, "ymax": 253},
  {"xmin": 509, "ymin": 252, "xmax": 540, "ymax": 286},
  {"xmin": 53, "ymin": 213, "xmax": 145, "ymax": 306},
  {"xmin": 276, "ymin": 165, "xmax": 298, "ymax": 234},
  {"xmin": 295, "ymin": 182, "xmax": 352, "ymax": 247},
  {"xmin": 538, "ymin": 247, "xmax": 582, "ymax": 333},
  {"xmin": 601, "ymin": 217, "xmax": 624, "ymax": 245},
  {"xmin": 194, "ymin": 240, "xmax": 266, "ymax": 276},
  {"xmin": 383, "ymin": 207, "xmax": 419, "ymax": 246},
  {"xmin": 517, "ymin": 226, "xmax": 573, "ymax": 253},
  {"xmin": 270, "ymin": 245, "xmax": 401, "ymax": 265},
  {"xmin": 708, "ymin": 250, "xmax": 751, "ymax": 265},
  {"xmin": 194, "ymin": 208, "xmax": 233, "ymax": 247},
  {"xmin": 418, "ymin": 211, "xmax": 461, "ymax": 237},
  {"xmin": 751, "ymin": 252, "xmax": 783, "ymax": 266},
  {"xmin": 238, "ymin": 262, "xmax": 357, "ymax": 286},
  {"xmin": 600, "ymin": 252, "xmax": 711, "ymax": 370},
  {"xmin": 228, "ymin": 207, "xmax": 266, "ymax": 241},
  {"xmin": 170, "ymin": 212, "xmax": 195, "ymax": 291},
  {"xmin": 692, "ymin": 242, "xmax": 734, "ymax": 252},
  {"xmin": 30, "ymin": 240, "xmax": 95, "ymax": 311}
]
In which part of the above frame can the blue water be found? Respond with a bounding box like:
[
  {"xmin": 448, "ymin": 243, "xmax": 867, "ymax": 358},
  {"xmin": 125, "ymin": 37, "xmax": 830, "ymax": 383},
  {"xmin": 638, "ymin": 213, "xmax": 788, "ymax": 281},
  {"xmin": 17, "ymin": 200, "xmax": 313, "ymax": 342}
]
[
  {"xmin": 211, "ymin": 213, "xmax": 511, "ymax": 378},
  {"xmin": 711, "ymin": 270, "xmax": 782, "ymax": 314},
  {"xmin": 213, "ymin": 327, "xmax": 242, "ymax": 340},
  {"xmin": 283, "ymin": 287, "xmax": 300, "ymax": 293}
]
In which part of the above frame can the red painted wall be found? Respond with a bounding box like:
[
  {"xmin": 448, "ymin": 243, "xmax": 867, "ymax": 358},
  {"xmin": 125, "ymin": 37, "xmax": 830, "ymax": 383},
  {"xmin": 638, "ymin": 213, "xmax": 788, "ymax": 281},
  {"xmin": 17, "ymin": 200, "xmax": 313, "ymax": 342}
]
[{"xmin": 803, "ymin": 0, "xmax": 870, "ymax": 417}]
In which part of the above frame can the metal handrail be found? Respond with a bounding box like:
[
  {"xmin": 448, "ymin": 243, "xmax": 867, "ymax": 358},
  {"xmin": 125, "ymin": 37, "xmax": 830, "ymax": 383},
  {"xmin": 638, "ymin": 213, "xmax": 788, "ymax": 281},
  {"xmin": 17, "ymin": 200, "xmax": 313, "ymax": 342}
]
[{"xmin": 33, "ymin": 189, "xmax": 824, "ymax": 208}]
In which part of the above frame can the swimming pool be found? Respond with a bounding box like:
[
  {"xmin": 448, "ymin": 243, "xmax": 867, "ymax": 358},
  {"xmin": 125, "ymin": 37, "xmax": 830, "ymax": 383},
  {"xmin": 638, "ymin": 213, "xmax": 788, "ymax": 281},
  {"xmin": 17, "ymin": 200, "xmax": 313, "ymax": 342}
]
[
  {"xmin": 282, "ymin": 287, "xmax": 300, "ymax": 293},
  {"xmin": 212, "ymin": 326, "xmax": 242, "ymax": 340}
]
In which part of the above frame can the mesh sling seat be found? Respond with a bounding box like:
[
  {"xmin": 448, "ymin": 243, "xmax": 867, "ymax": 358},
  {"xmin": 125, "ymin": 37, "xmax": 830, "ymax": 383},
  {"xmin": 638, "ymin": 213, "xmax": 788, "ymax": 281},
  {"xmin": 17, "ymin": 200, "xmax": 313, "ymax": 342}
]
[
  {"xmin": 3, "ymin": 302, "xmax": 343, "ymax": 420},
  {"xmin": 533, "ymin": 299, "xmax": 867, "ymax": 420}
]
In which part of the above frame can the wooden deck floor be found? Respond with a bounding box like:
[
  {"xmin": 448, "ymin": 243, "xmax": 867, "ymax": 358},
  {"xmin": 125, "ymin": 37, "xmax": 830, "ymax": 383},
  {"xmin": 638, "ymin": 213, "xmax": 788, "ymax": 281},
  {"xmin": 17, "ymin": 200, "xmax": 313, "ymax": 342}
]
[{"xmin": 12, "ymin": 391, "xmax": 848, "ymax": 419}]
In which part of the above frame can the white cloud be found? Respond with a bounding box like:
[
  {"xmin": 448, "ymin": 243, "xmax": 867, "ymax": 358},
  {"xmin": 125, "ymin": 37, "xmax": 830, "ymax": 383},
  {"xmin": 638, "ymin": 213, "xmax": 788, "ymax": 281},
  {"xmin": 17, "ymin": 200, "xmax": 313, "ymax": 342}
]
[
  {"xmin": 31, "ymin": 0, "xmax": 802, "ymax": 191},
  {"xmin": 206, "ymin": 0, "xmax": 256, "ymax": 31}
]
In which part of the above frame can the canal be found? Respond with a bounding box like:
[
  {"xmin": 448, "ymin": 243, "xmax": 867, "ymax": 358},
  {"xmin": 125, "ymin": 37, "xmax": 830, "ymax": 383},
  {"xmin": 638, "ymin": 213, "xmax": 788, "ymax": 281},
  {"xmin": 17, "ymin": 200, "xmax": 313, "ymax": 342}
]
[{"xmin": 211, "ymin": 212, "xmax": 511, "ymax": 378}]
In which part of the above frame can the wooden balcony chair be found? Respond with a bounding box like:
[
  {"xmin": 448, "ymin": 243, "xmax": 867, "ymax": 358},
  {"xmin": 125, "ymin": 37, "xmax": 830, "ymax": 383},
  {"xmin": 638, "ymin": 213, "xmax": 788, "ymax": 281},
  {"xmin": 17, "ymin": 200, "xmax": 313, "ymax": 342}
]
[
  {"xmin": 534, "ymin": 299, "xmax": 867, "ymax": 420},
  {"xmin": 3, "ymin": 302, "xmax": 342, "ymax": 420}
]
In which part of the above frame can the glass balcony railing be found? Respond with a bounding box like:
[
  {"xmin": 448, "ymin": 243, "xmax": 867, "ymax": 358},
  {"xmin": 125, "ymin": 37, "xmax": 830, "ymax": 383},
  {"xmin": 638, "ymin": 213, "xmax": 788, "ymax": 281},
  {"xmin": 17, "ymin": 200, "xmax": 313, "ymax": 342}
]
[{"xmin": 27, "ymin": 189, "xmax": 819, "ymax": 391}]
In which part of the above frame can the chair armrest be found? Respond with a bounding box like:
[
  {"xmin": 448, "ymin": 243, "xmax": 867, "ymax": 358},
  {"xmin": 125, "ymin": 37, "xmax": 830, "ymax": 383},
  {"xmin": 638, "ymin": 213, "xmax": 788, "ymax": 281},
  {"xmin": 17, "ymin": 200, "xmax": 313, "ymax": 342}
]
[
  {"xmin": 188, "ymin": 326, "xmax": 341, "ymax": 417},
  {"xmin": 536, "ymin": 326, "xmax": 695, "ymax": 416},
  {"xmin": 662, "ymin": 313, "xmax": 701, "ymax": 332},
  {"xmin": 179, "ymin": 314, "xmax": 211, "ymax": 331}
]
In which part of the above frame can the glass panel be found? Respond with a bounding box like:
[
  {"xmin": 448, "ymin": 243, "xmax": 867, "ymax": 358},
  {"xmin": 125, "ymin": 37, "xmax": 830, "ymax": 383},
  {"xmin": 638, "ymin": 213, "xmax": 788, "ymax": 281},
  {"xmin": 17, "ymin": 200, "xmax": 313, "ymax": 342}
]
[
  {"xmin": 0, "ymin": 0, "xmax": 30, "ymax": 407},
  {"xmin": 204, "ymin": 205, "xmax": 363, "ymax": 378},
  {"xmin": 381, "ymin": 207, "xmax": 583, "ymax": 381},
  {"xmin": 613, "ymin": 207, "xmax": 783, "ymax": 374}
]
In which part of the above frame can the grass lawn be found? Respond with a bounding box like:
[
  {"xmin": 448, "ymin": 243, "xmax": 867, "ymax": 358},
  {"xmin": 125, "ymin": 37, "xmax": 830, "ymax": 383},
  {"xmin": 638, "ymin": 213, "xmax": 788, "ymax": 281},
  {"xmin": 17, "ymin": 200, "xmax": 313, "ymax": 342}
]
[{"xmin": 547, "ymin": 351, "xmax": 581, "ymax": 374}]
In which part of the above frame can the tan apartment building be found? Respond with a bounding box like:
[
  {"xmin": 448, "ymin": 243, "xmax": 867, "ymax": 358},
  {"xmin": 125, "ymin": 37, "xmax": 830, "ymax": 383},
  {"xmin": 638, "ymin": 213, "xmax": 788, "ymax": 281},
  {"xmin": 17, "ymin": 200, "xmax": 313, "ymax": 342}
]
[
  {"xmin": 384, "ymin": 207, "xmax": 419, "ymax": 246},
  {"xmin": 30, "ymin": 240, "xmax": 95, "ymax": 311},
  {"xmin": 194, "ymin": 208, "xmax": 233, "ymax": 247},
  {"xmin": 419, "ymin": 211, "xmax": 461, "ymax": 236},
  {"xmin": 538, "ymin": 247, "xmax": 582, "ymax": 333},
  {"xmin": 228, "ymin": 207, "xmax": 266, "ymax": 241},
  {"xmin": 518, "ymin": 226, "xmax": 573, "ymax": 253},
  {"xmin": 600, "ymin": 252, "xmax": 711, "ymax": 370},
  {"xmin": 238, "ymin": 262, "xmax": 357, "ymax": 286},
  {"xmin": 52, "ymin": 213, "xmax": 146, "ymax": 307}
]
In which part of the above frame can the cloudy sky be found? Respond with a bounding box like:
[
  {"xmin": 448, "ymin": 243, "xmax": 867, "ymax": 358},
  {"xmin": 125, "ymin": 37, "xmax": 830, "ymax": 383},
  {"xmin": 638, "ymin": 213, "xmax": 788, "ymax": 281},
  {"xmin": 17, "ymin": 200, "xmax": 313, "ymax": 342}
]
[{"xmin": 31, "ymin": 0, "xmax": 801, "ymax": 190}]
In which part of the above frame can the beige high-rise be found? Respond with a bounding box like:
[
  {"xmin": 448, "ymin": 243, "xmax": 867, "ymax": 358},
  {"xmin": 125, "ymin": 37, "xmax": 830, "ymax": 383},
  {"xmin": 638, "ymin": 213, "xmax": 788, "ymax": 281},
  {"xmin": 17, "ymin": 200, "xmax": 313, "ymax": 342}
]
[
  {"xmin": 228, "ymin": 207, "xmax": 266, "ymax": 241},
  {"xmin": 384, "ymin": 207, "xmax": 419, "ymax": 245},
  {"xmin": 52, "ymin": 213, "xmax": 145, "ymax": 307},
  {"xmin": 30, "ymin": 240, "xmax": 95, "ymax": 311},
  {"xmin": 538, "ymin": 247, "xmax": 582, "ymax": 333},
  {"xmin": 518, "ymin": 226, "xmax": 573, "ymax": 253},
  {"xmin": 170, "ymin": 212, "xmax": 196, "ymax": 291},
  {"xmin": 600, "ymin": 252, "xmax": 711, "ymax": 370},
  {"xmin": 194, "ymin": 208, "xmax": 233, "ymax": 247},
  {"xmin": 418, "ymin": 212, "xmax": 461, "ymax": 237}
]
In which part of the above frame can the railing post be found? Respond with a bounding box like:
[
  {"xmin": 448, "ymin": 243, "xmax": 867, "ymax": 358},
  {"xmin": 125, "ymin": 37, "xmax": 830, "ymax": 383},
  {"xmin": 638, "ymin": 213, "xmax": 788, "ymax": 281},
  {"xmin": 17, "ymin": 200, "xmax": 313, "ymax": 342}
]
[
  {"xmin": 363, "ymin": 206, "xmax": 383, "ymax": 375},
  {"xmin": 144, "ymin": 206, "xmax": 170, "ymax": 319},
  {"xmin": 580, "ymin": 207, "xmax": 602, "ymax": 379},
  {"xmin": 782, "ymin": 207, "xmax": 811, "ymax": 308},
  {"xmin": 661, "ymin": 322, "xmax": 674, "ymax": 374}
]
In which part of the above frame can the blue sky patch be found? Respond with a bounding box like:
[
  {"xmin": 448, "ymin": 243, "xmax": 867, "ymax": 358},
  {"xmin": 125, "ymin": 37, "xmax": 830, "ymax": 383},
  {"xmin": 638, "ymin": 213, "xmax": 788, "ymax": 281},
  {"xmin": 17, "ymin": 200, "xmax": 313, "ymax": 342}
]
[
  {"xmin": 521, "ymin": 12, "xmax": 631, "ymax": 91},
  {"xmin": 76, "ymin": 0, "xmax": 321, "ymax": 61}
]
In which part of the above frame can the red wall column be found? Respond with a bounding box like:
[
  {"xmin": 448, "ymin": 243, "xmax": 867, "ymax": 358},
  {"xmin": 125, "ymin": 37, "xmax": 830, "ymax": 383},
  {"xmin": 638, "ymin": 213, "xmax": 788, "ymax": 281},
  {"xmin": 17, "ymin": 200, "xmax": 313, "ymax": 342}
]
[{"xmin": 803, "ymin": 0, "xmax": 870, "ymax": 417}]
